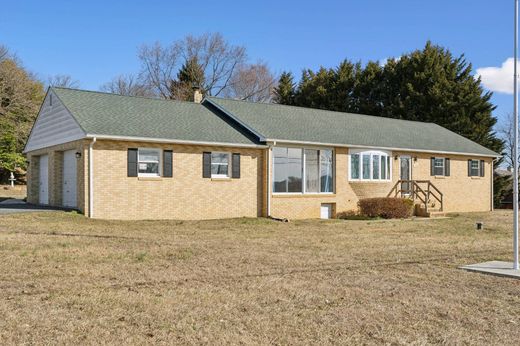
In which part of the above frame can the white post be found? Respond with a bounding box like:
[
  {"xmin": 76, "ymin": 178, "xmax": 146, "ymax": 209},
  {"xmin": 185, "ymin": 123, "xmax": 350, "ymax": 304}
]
[{"xmin": 514, "ymin": 0, "xmax": 519, "ymax": 270}]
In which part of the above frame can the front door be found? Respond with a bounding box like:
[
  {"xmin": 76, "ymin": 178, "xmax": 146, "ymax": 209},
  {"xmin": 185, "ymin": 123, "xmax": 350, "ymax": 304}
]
[{"xmin": 400, "ymin": 156, "xmax": 412, "ymax": 196}]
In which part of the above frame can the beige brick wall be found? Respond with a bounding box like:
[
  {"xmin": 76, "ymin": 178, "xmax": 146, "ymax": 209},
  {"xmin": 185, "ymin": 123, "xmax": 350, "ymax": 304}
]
[
  {"xmin": 26, "ymin": 139, "xmax": 493, "ymax": 220},
  {"xmin": 26, "ymin": 140, "xmax": 88, "ymax": 213},
  {"xmin": 269, "ymin": 147, "xmax": 493, "ymax": 219},
  {"xmin": 90, "ymin": 140, "xmax": 264, "ymax": 220}
]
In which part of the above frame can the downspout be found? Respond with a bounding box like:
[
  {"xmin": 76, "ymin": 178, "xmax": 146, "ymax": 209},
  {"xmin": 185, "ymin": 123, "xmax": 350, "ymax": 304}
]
[
  {"xmin": 89, "ymin": 137, "xmax": 96, "ymax": 218},
  {"xmin": 491, "ymin": 158, "xmax": 496, "ymax": 211},
  {"xmin": 266, "ymin": 141, "xmax": 276, "ymax": 218},
  {"xmin": 266, "ymin": 145, "xmax": 272, "ymax": 217}
]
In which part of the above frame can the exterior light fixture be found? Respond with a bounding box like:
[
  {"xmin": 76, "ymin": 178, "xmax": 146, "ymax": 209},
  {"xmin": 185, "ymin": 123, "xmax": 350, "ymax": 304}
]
[
  {"xmin": 394, "ymin": 155, "xmax": 399, "ymax": 161},
  {"xmin": 75, "ymin": 151, "xmax": 82, "ymax": 159}
]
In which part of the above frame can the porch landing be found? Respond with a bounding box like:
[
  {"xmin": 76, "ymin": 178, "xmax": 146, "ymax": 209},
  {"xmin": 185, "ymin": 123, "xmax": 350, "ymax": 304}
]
[{"xmin": 460, "ymin": 261, "xmax": 520, "ymax": 280}]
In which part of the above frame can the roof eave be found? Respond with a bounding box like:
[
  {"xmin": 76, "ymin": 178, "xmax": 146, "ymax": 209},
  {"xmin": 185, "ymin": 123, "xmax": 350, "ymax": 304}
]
[{"xmin": 85, "ymin": 134, "xmax": 268, "ymax": 149}]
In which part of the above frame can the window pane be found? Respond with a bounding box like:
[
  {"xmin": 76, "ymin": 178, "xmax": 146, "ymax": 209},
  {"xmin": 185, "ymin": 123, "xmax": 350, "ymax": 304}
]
[
  {"xmin": 372, "ymin": 155, "xmax": 380, "ymax": 179},
  {"xmin": 387, "ymin": 156, "xmax": 391, "ymax": 179},
  {"xmin": 351, "ymin": 154, "xmax": 360, "ymax": 179},
  {"xmin": 381, "ymin": 155, "xmax": 386, "ymax": 180},
  {"xmin": 139, "ymin": 149, "xmax": 159, "ymax": 162},
  {"xmin": 273, "ymin": 147, "xmax": 287, "ymax": 192},
  {"xmin": 211, "ymin": 153, "xmax": 229, "ymax": 176},
  {"xmin": 305, "ymin": 149, "xmax": 319, "ymax": 193},
  {"xmin": 287, "ymin": 148, "xmax": 302, "ymax": 192},
  {"xmin": 434, "ymin": 158, "xmax": 444, "ymax": 176},
  {"xmin": 138, "ymin": 162, "xmax": 159, "ymax": 174},
  {"xmin": 471, "ymin": 160, "xmax": 480, "ymax": 176},
  {"xmin": 362, "ymin": 154, "xmax": 371, "ymax": 179},
  {"xmin": 320, "ymin": 150, "xmax": 333, "ymax": 193},
  {"xmin": 211, "ymin": 153, "xmax": 229, "ymax": 164}
]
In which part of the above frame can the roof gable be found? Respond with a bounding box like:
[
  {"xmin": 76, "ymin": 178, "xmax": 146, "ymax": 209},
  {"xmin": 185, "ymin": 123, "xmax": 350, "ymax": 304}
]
[
  {"xmin": 24, "ymin": 89, "xmax": 86, "ymax": 153},
  {"xmin": 207, "ymin": 97, "xmax": 499, "ymax": 157}
]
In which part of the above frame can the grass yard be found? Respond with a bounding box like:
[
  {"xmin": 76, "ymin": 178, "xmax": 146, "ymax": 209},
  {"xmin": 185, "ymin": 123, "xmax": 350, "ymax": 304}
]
[{"xmin": 0, "ymin": 211, "xmax": 519, "ymax": 345}]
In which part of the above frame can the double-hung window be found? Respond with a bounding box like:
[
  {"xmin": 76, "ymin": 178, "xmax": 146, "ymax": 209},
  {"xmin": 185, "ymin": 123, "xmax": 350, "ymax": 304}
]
[
  {"xmin": 468, "ymin": 159, "xmax": 484, "ymax": 177},
  {"xmin": 272, "ymin": 147, "xmax": 333, "ymax": 193},
  {"xmin": 350, "ymin": 150, "xmax": 391, "ymax": 181},
  {"xmin": 138, "ymin": 148, "xmax": 161, "ymax": 177},
  {"xmin": 211, "ymin": 152, "xmax": 230, "ymax": 178},
  {"xmin": 433, "ymin": 158, "xmax": 445, "ymax": 176}
]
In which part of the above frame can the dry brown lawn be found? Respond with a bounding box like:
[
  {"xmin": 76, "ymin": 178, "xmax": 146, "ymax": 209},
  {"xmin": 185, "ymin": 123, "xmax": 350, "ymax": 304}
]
[{"xmin": 0, "ymin": 210, "xmax": 519, "ymax": 345}]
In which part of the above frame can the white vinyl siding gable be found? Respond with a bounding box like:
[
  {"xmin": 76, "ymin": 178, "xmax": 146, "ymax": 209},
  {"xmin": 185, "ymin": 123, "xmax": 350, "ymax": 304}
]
[{"xmin": 24, "ymin": 90, "xmax": 86, "ymax": 153}]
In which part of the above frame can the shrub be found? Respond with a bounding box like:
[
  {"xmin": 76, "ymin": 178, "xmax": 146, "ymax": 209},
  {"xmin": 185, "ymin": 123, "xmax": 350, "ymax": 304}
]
[{"xmin": 358, "ymin": 198, "xmax": 414, "ymax": 219}]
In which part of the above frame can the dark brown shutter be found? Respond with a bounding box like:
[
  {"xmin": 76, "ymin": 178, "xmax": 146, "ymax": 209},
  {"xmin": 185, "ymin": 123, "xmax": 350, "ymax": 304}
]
[
  {"xmin": 430, "ymin": 157, "xmax": 435, "ymax": 176},
  {"xmin": 203, "ymin": 152, "xmax": 211, "ymax": 178},
  {"xmin": 444, "ymin": 158, "xmax": 450, "ymax": 176},
  {"xmin": 232, "ymin": 153, "xmax": 240, "ymax": 178},
  {"xmin": 128, "ymin": 148, "xmax": 138, "ymax": 177},
  {"xmin": 468, "ymin": 159, "xmax": 472, "ymax": 176},
  {"xmin": 480, "ymin": 160, "xmax": 485, "ymax": 177},
  {"xmin": 163, "ymin": 150, "xmax": 172, "ymax": 177}
]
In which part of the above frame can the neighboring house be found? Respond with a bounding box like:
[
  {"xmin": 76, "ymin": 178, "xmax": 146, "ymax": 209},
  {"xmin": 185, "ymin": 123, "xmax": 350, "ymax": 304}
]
[{"xmin": 24, "ymin": 87, "xmax": 499, "ymax": 220}]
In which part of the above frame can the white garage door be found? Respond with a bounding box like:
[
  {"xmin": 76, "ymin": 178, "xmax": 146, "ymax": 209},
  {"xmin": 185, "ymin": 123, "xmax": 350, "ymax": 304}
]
[
  {"xmin": 39, "ymin": 155, "xmax": 49, "ymax": 205},
  {"xmin": 62, "ymin": 150, "xmax": 77, "ymax": 208}
]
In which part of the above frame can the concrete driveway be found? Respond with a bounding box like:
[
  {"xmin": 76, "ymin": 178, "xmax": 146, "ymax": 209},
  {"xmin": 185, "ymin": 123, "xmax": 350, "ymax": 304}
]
[{"xmin": 0, "ymin": 199, "xmax": 63, "ymax": 214}]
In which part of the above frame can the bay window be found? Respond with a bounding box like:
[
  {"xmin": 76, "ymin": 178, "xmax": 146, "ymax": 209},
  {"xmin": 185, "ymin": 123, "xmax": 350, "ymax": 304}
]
[
  {"xmin": 273, "ymin": 147, "xmax": 334, "ymax": 194},
  {"xmin": 350, "ymin": 150, "xmax": 391, "ymax": 181}
]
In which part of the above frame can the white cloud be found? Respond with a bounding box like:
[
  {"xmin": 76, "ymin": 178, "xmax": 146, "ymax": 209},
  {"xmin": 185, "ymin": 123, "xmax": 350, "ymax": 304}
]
[{"xmin": 476, "ymin": 58, "xmax": 518, "ymax": 94}]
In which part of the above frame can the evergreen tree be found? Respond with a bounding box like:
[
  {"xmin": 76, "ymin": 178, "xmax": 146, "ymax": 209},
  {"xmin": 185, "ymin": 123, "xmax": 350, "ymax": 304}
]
[
  {"xmin": 273, "ymin": 71, "xmax": 295, "ymax": 105},
  {"xmin": 169, "ymin": 57, "xmax": 205, "ymax": 101}
]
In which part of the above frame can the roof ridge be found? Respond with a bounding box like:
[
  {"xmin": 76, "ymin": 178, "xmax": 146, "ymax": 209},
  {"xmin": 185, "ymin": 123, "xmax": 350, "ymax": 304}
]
[
  {"xmin": 51, "ymin": 86, "xmax": 203, "ymax": 106},
  {"xmin": 207, "ymin": 96, "xmax": 436, "ymax": 126}
]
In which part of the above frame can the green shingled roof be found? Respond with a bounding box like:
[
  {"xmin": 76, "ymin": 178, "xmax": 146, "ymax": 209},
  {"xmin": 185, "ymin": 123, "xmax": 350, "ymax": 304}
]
[
  {"xmin": 52, "ymin": 87, "xmax": 257, "ymax": 145},
  {"xmin": 207, "ymin": 97, "xmax": 499, "ymax": 157}
]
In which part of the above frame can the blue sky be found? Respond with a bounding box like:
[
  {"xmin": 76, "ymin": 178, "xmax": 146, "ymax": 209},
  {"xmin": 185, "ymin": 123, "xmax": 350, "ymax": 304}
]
[{"xmin": 0, "ymin": 0, "xmax": 515, "ymax": 127}]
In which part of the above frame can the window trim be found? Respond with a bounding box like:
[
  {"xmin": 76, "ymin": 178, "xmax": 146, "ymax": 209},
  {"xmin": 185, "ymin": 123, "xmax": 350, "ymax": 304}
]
[
  {"xmin": 138, "ymin": 147, "xmax": 161, "ymax": 177},
  {"xmin": 210, "ymin": 151, "xmax": 231, "ymax": 179},
  {"xmin": 272, "ymin": 146, "xmax": 334, "ymax": 195},
  {"xmin": 348, "ymin": 149, "xmax": 392, "ymax": 182},
  {"xmin": 433, "ymin": 157, "xmax": 445, "ymax": 176}
]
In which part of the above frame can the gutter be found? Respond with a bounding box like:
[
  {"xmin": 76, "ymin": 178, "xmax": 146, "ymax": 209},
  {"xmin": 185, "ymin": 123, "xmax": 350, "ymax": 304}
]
[
  {"xmin": 89, "ymin": 137, "xmax": 96, "ymax": 218},
  {"xmin": 85, "ymin": 134, "xmax": 267, "ymax": 149}
]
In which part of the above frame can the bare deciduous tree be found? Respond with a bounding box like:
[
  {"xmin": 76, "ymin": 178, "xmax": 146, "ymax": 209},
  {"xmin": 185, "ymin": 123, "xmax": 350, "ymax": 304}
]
[
  {"xmin": 47, "ymin": 74, "xmax": 79, "ymax": 88},
  {"xmin": 100, "ymin": 74, "xmax": 153, "ymax": 97},
  {"xmin": 224, "ymin": 62, "xmax": 276, "ymax": 102},
  {"xmin": 499, "ymin": 113, "xmax": 519, "ymax": 170},
  {"xmin": 138, "ymin": 33, "xmax": 246, "ymax": 99},
  {"xmin": 0, "ymin": 45, "xmax": 9, "ymax": 62}
]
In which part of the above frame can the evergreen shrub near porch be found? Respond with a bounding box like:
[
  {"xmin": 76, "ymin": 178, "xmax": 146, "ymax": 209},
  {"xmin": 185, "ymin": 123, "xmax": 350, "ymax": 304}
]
[{"xmin": 358, "ymin": 198, "xmax": 414, "ymax": 219}]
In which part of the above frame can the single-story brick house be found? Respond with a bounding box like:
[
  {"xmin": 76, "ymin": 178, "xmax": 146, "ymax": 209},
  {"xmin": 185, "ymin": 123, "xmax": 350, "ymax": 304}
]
[{"xmin": 24, "ymin": 87, "xmax": 499, "ymax": 220}]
